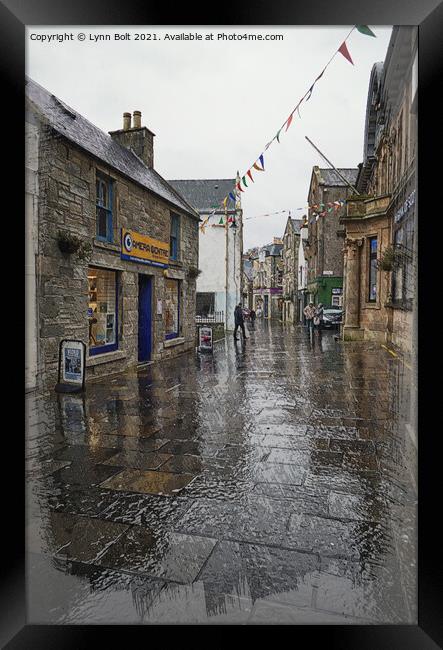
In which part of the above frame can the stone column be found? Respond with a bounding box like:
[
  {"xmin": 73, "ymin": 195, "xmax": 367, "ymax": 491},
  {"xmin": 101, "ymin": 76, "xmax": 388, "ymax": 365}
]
[{"xmin": 343, "ymin": 238, "xmax": 364, "ymax": 340}]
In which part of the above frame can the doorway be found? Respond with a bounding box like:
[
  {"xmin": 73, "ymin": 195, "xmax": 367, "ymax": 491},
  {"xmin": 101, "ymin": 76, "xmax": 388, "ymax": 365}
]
[{"xmin": 138, "ymin": 274, "xmax": 152, "ymax": 362}]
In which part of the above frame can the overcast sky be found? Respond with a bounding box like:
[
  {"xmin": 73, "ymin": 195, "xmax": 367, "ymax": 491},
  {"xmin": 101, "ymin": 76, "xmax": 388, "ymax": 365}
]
[{"xmin": 26, "ymin": 25, "xmax": 392, "ymax": 249}]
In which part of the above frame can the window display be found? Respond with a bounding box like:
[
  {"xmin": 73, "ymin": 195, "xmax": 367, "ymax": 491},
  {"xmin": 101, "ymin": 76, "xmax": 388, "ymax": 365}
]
[
  {"xmin": 368, "ymin": 237, "xmax": 378, "ymax": 302},
  {"xmin": 164, "ymin": 279, "xmax": 180, "ymax": 339},
  {"xmin": 88, "ymin": 267, "xmax": 118, "ymax": 354}
]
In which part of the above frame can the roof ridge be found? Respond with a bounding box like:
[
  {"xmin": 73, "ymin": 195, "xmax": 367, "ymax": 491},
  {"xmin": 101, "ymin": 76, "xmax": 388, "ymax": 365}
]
[{"xmin": 168, "ymin": 178, "xmax": 236, "ymax": 183}]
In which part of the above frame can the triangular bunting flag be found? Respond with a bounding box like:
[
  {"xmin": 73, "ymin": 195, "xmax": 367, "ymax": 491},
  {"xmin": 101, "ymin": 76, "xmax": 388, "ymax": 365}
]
[
  {"xmin": 259, "ymin": 154, "xmax": 265, "ymax": 170},
  {"xmin": 219, "ymin": 216, "xmax": 224, "ymax": 225},
  {"xmin": 237, "ymin": 183, "xmax": 244, "ymax": 193},
  {"xmin": 229, "ymin": 192, "xmax": 236, "ymax": 202},
  {"xmin": 276, "ymin": 129, "xmax": 282, "ymax": 143},
  {"xmin": 223, "ymin": 197, "xmax": 228, "ymax": 209},
  {"xmin": 356, "ymin": 25, "xmax": 376, "ymax": 37},
  {"xmin": 338, "ymin": 41, "xmax": 354, "ymax": 65},
  {"xmin": 247, "ymin": 169, "xmax": 254, "ymax": 183},
  {"xmin": 285, "ymin": 113, "xmax": 294, "ymax": 131},
  {"xmin": 242, "ymin": 176, "xmax": 248, "ymax": 188}
]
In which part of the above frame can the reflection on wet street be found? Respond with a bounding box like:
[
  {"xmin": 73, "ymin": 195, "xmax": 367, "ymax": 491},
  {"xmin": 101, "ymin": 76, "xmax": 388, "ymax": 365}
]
[{"xmin": 26, "ymin": 322, "xmax": 417, "ymax": 624}]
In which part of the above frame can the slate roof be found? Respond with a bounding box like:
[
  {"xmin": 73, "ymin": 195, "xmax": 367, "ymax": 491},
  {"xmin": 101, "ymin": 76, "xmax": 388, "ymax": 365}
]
[
  {"xmin": 290, "ymin": 218, "xmax": 303, "ymax": 234},
  {"xmin": 168, "ymin": 179, "xmax": 237, "ymax": 214},
  {"xmin": 25, "ymin": 77, "xmax": 199, "ymax": 219},
  {"xmin": 261, "ymin": 243, "xmax": 283, "ymax": 257},
  {"xmin": 243, "ymin": 258, "xmax": 253, "ymax": 281},
  {"xmin": 318, "ymin": 168, "xmax": 359, "ymax": 187}
]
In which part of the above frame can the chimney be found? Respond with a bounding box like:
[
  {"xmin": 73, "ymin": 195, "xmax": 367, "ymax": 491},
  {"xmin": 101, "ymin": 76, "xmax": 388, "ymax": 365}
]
[
  {"xmin": 133, "ymin": 110, "xmax": 141, "ymax": 128},
  {"xmin": 109, "ymin": 110, "xmax": 155, "ymax": 169},
  {"xmin": 123, "ymin": 112, "xmax": 131, "ymax": 130}
]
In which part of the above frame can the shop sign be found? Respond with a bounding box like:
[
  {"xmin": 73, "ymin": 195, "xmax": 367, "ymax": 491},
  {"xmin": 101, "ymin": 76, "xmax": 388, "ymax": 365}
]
[
  {"xmin": 121, "ymin": 228, "xmax": 169, "ymax": 268},
  {"xmin": 332, "ymin": 288, "xmax": 342, "ymax": 295},
  {"xmin": 198, "ymin": 326, "xmax": 213, "ymax": 353},
  {"xmin": 394, "ymin": 189, "xmax": 416, "ymax": 224},
  {"xmin": 55, "ymin": 339, "xmax": 86, "ymax": 393}
]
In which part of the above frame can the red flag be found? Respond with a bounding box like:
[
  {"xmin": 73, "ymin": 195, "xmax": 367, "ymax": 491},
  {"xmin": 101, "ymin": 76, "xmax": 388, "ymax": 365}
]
[
  {"xmin": 338, "ymin": 41, "xmax": 353, "ymax": 65},
  {"xmin": 285, "ymin": 113, "xmax": 294, "ymax": 131},
  {"xmin": 236, "ymin": 182, "xmax": 244, "ymax": 193},
  {"xmin": 247, "ymin": 169, "xmax": 254, "ymax": 183}
]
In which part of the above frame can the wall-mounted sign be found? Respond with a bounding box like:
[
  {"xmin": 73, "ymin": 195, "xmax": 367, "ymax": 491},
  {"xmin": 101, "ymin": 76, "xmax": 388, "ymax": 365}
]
[
  {"xmin": 55, "ymin": 339, "xmax": 86, "ymax": 393},
  {"xmin": 323, "ymin": 271, "xmax": 334, "ymax": 276},
  {"xmin": 157, "ymin": 298, "xmax": 163, "ymax": 315},
  {"xmin": 394, "ymin": 189, "xmax": 416, "ymax": 224},
  {"xmin": 332, "ymin": 288, "xmax": 342, "ymax": 295},
  {"xmin": 121, "ymin": 228, "xmax": 169, "ymax": 268},
  {"xmin": 198, "ymin": 326, "xmax": 213, "ymax": 353}
]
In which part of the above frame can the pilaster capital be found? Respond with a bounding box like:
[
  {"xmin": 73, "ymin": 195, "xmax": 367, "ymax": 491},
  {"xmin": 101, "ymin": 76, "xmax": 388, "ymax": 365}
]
[{"xmin": 344, "ymin": 237, "xmax": 364, "ymax": 251}]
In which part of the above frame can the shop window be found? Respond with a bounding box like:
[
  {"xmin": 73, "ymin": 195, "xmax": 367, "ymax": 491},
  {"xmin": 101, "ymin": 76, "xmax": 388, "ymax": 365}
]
[
  {"xmin": 88, "ymin": 267, "xmax": 118, "ymax": 355},
  {"xmin": 196, "ymin": 292, "xmax": 215, "ymax": 317},
  {"xmin": 96, "ymin": 175, "xmax": 113, "ymax": 242},
  {"xmin": 392, "ymin": 218, "xmax": 414, "ymax": 309},
  {"xmin": 164, "ymin": 279, "xmax": 180, "ymax": 339},
  {"xmin": 368, "ymin": 236, "xmax": 378, "ymax": 302},
  {"xmin": 170, "ymin": 213, "xmax": 180, "ymax": 261}
]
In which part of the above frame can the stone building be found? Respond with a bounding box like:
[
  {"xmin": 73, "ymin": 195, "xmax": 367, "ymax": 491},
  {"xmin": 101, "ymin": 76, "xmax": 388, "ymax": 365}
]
[
  {"xmin": 168, "ymin": 179, "xmax": 243, "ymax": 331},
  {"xmin": 306, "ymin": 167, "xmax": 358, "ymax": 308},
  {"xmin": 297, "ymin": 218, "xmax": 309, "ymax": 322},
  {"xmin": 341, "ymin": 26, "xmax": 417, "ymax": 358},
  {"xmin": 252, "ymin": 239, "xmax": 283, "ymax": 319},
  {"xmin": 281, "ymin": 216, "xmax": 302, "ymax": 323},
  {"xmin": 26, "ymin": 77, "xmax": 200, "ymax": 391}
]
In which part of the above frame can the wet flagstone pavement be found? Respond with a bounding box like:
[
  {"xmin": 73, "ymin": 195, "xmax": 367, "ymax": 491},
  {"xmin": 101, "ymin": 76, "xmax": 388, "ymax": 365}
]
[{"xmin": 26, "ymin": 322, "xmax": 417, "ymax": 624}]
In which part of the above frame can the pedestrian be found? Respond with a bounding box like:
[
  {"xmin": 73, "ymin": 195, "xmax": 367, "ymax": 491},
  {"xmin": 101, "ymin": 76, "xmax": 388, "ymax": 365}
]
[
  {"xmin": 234, "ymin": 302, "xmax": 247, "ymax": 341},
  {"xmin": 303, "ymin": 302, "xmax": 316, "ymax": 332},
  {"xmin": 250, "ymin": 309, "xmax": 256, "ymax": 328},
  {"xmin": 314, "ymin": 303, "xmax": 324, "ymax": 331}
]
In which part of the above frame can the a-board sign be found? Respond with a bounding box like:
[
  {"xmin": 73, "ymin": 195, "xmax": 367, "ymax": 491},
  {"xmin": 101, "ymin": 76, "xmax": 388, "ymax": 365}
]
[
  {"xmin": 198, "ymin": 326, "xmax": 213, "ymax": 353},
  {"xmin": 55, "ymin": 339, "xmax": 86, "ymax": 393}
]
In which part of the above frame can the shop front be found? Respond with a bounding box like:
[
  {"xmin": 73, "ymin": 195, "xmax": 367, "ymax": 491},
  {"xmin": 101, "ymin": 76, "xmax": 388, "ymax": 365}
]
[{"xmin": 84, "ymin": 226, "xmax": 193, "ymax": 381}]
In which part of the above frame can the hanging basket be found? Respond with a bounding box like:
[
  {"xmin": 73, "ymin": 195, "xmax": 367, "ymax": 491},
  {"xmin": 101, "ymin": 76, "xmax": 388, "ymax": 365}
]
[
  {"xmin": 376, "ymin": 246, "xmax": 401, "ymax": 272},
  {"xmin": 188, "ymin": 266, "xmax": 202, "ymax": 279},
  {"xmin": 57, "ymin": 231, "xmax": 92, "ymax": 260}
]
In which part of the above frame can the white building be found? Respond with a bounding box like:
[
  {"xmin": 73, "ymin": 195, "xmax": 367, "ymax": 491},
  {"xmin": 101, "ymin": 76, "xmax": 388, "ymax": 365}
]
[
  {"xmin": 297, "ymin": 219, "xmax": 309, "ymax": 322},
  {"xmin": 169, "ymin": 177, "xmax": 243, "ymax": 331}
]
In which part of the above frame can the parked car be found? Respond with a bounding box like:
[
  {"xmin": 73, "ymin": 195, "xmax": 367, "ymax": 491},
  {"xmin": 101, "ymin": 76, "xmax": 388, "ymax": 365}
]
[{"xmin": 322, "ymin": 306, "xmax": 343, "ymax": 329}]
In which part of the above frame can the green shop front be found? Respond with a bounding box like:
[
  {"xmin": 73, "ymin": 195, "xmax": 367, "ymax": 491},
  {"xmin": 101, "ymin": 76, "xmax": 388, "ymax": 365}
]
[{"xmin": 307, "ymin": 274, "xmax": 343, "ymax": 308}]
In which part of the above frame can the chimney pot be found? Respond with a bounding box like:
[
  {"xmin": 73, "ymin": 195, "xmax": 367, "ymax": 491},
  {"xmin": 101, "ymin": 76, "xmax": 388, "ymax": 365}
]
[
  {"xmin": 123, "ymin": 112, "xmax": 131, "ymax": 130},
  {"xmin": 133, "ymin": 111, "xmax": 142, "ymax": 129}
]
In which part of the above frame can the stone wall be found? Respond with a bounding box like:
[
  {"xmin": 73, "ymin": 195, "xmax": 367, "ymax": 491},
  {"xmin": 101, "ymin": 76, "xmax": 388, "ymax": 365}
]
[
  {"xmin": 35, "ymin": 119, "xmax": 198, "ymax": 388},
  {"xmin": 342, "ymin": 214, "xmax": 391, "ymax": 342}
]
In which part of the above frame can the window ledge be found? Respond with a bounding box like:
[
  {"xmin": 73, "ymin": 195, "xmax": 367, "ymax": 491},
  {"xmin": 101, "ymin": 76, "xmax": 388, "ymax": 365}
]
[
  {"xmin": 87, "ymin": 350, "xmax": 127, "ymax": 367},
  {"xmin": 93, "ymin": 239, "xmax": 120, "ymax": 253},
  {"xmin": 164, "ymin": 337, "xmax": 185, "ymax": 348}
]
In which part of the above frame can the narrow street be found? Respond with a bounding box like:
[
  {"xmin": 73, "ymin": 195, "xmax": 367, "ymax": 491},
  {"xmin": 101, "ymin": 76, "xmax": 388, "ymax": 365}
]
[{"xmin": 26, "ymin": 322, "xmax": 417, "ymax": 624}]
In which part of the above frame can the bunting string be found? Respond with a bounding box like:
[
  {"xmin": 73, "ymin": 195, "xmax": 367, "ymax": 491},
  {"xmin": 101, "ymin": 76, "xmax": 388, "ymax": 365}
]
[
  {"xmin": 203, "ymin": 200, "xmax": 347, "ymax": 229},
  {"xmin": 199, "ymin": 26, "xmax": 377, "ymax": 232}
]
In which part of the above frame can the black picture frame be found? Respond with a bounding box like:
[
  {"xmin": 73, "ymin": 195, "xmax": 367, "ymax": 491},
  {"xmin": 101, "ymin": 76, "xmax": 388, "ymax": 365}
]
[{"xmin": 7, "ymin": 0, "xmax": 442, "ymax": 646}]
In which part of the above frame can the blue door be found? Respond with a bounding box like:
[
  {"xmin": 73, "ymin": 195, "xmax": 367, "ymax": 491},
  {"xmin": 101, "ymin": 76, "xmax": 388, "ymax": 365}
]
[{"xmin": 138, "ymin": 275, "xmax": 152, "ymax": 362}]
